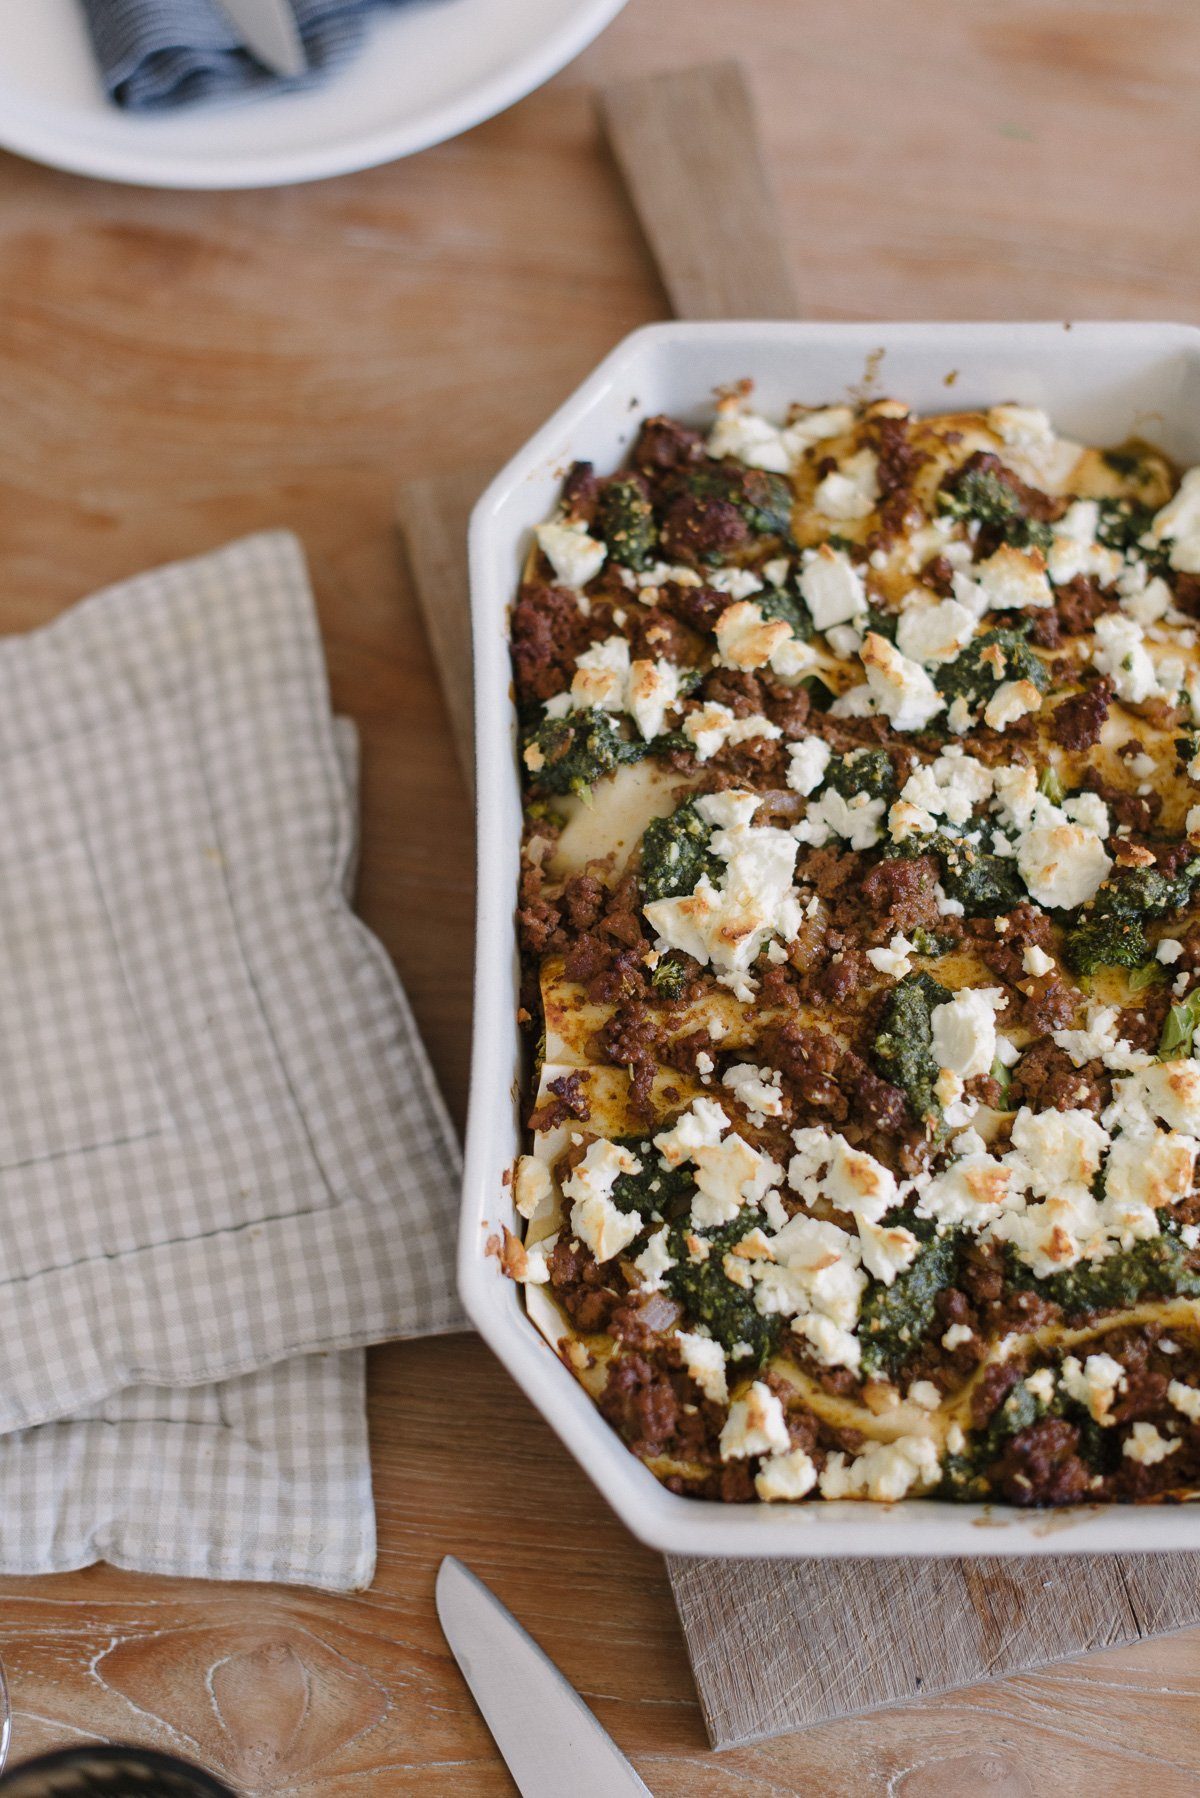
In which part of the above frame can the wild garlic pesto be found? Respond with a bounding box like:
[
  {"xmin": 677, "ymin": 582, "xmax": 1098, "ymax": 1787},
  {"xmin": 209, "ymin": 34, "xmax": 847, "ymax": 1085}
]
[{"xmin": 504, "ymin": 387, "xmax": 1200, "ymax": 1508}]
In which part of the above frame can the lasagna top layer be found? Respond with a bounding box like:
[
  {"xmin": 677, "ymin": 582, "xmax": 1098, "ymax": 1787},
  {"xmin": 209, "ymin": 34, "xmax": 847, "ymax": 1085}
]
[{"xmin": 505, "ymin": 388, "xmax": 1200, "ymax": 1507}]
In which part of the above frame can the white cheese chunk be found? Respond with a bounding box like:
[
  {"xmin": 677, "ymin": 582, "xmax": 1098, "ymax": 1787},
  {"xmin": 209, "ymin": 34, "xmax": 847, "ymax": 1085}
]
[
  {"xmin": 722, "ymin": 1062, "xmax": 786, "ymax": 1123},
  {"xmin": 860, "ymin": 632, "xmax": 945, "ymax": 731},
  {"xmin": 1092, "ymin": 612, "xmax": 1163, "ymax": 704},
  {"xmin": 1149, "ymin": 467, "xmax": 1200, "ymax": 575},
  {"xmin": 1016, "ymin": 814, "xmax": 1111, "ymax": 910},
  {"xmin": 984, "ymin": 677, "xmax": 1043, "ymax": 731},
  {"xmin": 1168, "ymin": 1380, "xmax": 1200, "ymax": 1423},
  {"xmin": 858, "ymin": 1216, "xmax": 920, "ymax": 1285},
  {"xmin": 794, "ymin": 785, "xmax": 887, "ymax": 851},
  {"xmin": 627, "ymin": 658, "xmax": 682, "ymax": 740},
  {"xmin": 1123, "ymin": 1421, "xmax": 1181, "ymax": 1465},
  {"xmin": 653, "ymin": 1097, "xmax": 731, "ymax": 1168},
  {"xmin": 1059, "ymin": 1352, "xmax": 1127, "ymax": 1425},
  {"xmin": 818, "ymin": 1435, "xmax": 940, "ymax": 1501},
  {"xmin": 683, "ymin": 702, "xmax": 782, "ymax": 762},
  {"xmin": 755, "ymin": 1446, "xmax": 818, "ymax": 1501},
  {"xmin": 719, "ymin": 1381, "xmax": 791, "ymax": 1460},
  {"xmin": 814, "ymin": 449, "xmax": 879, "ymax": 521},
  {"xmin": 895, "ymin": 598, "xmax": 978, "ymax": 666},
  {"xmin": 786, "ymin": 736, "xmax": 832, "ymax": 796},
  {"xmin": 973, "ymin": 543, "xmax": 1054, "ymax": 610},
  {"xmin": 675, "ymin": 1329, "xmax": 729, "ymax": 1403},
  {"xmin": 798, "ymin": 544, "xmax": 867, "ymax": 630},
  {"xmin": 536, "ymin": 518, "xmax": 607, "ymax": 588},
  {"xmin": 513, "ymin": 1155, "xmax": 552, "ymax": 1221},
  {"xmin": 941, "ymin": 1322, "xmax": 974, "ymax": 1351},
  {"xmin": 866, "ymin": 933, "xmax": 916, "ymax": 979},
  {"xmin": 930, "ymin": 986, "xmax": 1006, "ymax": 1081},
  {"xmin": 633, "ymin": 1225, "xmax": 676, "ymax": 1293},
  {"xmin": 715, "ymin": 600, "xmax": 794, "ymax": 671}
]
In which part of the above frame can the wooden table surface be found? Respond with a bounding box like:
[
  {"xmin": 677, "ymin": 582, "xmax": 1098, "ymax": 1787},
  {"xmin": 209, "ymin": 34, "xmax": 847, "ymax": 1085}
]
[{"xmin": 1, "ymin": 2, "xmax": 1199, "ymax": 1791}]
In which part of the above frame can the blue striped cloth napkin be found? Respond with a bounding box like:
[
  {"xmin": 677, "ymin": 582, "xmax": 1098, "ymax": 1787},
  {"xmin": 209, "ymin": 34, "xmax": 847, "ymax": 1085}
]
[{"xmin": 81, "ymin": 0, "xmax": 419, "ymax": 109}]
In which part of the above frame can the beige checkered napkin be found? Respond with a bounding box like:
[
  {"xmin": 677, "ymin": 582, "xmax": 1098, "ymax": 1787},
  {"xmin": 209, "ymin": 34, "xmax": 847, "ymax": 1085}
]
[
  {"xmin": 0, "ymin": 713, "xmax": 380, "ymax": 1592},
  {"xmin": 0, "ymin": 533, "xmax": 463, "ymax": 1589}
]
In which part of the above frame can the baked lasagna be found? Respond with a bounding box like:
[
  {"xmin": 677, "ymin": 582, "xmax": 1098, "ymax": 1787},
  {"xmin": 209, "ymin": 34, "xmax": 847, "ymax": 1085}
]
[{"xmin": 503, "ymin": 386, "xmax": 1200, "ymax": 1506}]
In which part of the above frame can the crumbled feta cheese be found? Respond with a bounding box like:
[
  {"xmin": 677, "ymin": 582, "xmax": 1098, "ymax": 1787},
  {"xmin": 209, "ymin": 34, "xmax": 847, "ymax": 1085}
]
[
  {"xmin": 707, "ymin": 567, "xmax": 765, "ymax": 600},
  {"xmin": 794, "ymin": 784, "xmax": 887, "ymax": 851},
  {"xmin": 860, "ymin": 632, "xmax": 945, "ymax": 730},
  {"xmin": 915, "ymin": 1152, "xmax": 1013, "ymax": 1228},
  {"xmin": 644, "ymin": 791, "xmax": 800, "ymax": 987},
  {"xmin": 941, "ymin": 1323, "xmax": 974, "ymax": 1352},
  {"xmin": 1092, "ymin": 612, "xmax": 1163, "ymax": 703},
  {"xmin": 866, "ymin": 933, "xmax": 916, "ymax": 979},
  {"xmin": 930, "ymin": 986, "xmax": 1006, "ymax": 1081},
  {"xmin": 722, "ymin": 1062, "xmax": 785, "ymax": 1123},
  {"xmin": 1103, "ymin": 1128, "xmax": 1196, "ymax": 1238},
  {"xmin": 719, "ymin": 1381, "xmax": 791, "ymax": 1459},
  {"xmin": 627, "ymin": 657, "xmax": 682, "ymax": 740},
  {"xmin": 818, "ymin": 1434, "xmax": 940, "ymax": 1501},
  {"xmin": 895, "ymin": 597, "xmax": 978, "ymax": 666},
  {"xmin": 972, "ymin": 543, "xmax": 1053, "ymax": 610},
  {"xmin": 675, "ymin": 1329, "xmax": 729, "ymax": 1403},
  {"xmin": 908, "ymin": 1380, "xmax": 941, "ymax": 1412},
  {"xmin": 1025, "ymin": 1366, "xmax": 1057, "ymax": 1404},
  {"xmin": 691, "ymin": 1133, "xmax": 783, "ymax": 1227},
  {"xmin": 786, "ymin": 736, "xmax": 833, "ymax": 797},
  {"xmin": 1168, "ymin": 1380, "xmax": 1200, "ymax": 1422},
  {"xmin": 1158, "ymin": 938, "xmax": 1184, "ymax": 965},
  {"xmin": 798, "ymin": 544, "xmax": 868, "ymax": 630},
  {"xmin": 858, "ymin": 1216, "xmax": 920, "ymax": 1285},
  {"xmin": 1052, "ymin": 1002, "xmax": 1126, "ymax": 1068},
  {"xmin": 683, "ymin": 702, "xmax": 782, "ymax": 762},
  {"xmin": 564, "ymin": 1140, "xmax": 644, "ymax": 1262},
  {"xmin": 1149, "ymin": 467, "xmax": 1200, "ymax": 574},
  {"xmin": 1015, "ymin": 812, "xmax": 1111, "ymax": 910},
  {"xmin": 653, "ymin": 1098, "xmax": 731, "ymax": 1167},
  {"xmin": 714, "ymin": 600, "xmax": 794, "ymax": 671},
  {"xmin": 1123, "ymin": 1421, "xmax": 1181, "ymax": 1465},
  {"xmin": 825, "ymin": 622, "xmax": 865, "ymax": 659},
  {"xmin": 1059, "ymin": 1352, "xmax": 1127, "ymax": 1425},
  {"xmin": 633, "ymin": 1225, "xmax": 676, "ymax": 1293},
  {"xmin": 1047, "ymin": 501, "xmax": 1124, "ymax": 586},
  {"xmin": 1023, "ymin": 945, "xmax": 1055, "ymax": 978},
  {"xmin": 755, "ymin": 1446, "xmax": 818, "ymax": 1501},
  {"xmin": 569, "ymin": 634, "xmax": 630, "ymax": 711},
  {"xmin": 706, "ymin": 403, "xmax": 792, "ymax": 473},
  {"xmin": 814, "ymin": 448, "xmax": 879, "ymax": 521},
  {"xmin": 513, "ymin": 1154, "xmax": 552, "ymax": 1221},
  {"xmin": 1110, "ymin": 1060, "xmax": 1200, "ymax": 1137},
  {"xmin": 536, "ymin": 518, "xmax": 607, "ymax": 588},
  {"xmin": 984, "ymin": 677, "xmax": 1043, "ymax": 731},
  {"xmin": 788, "ymin": 1126, "xmax": 898, "ymax": 1223},
  {"xmin": 894, "ymin": 749, "xmax": 995, "ymax": 832},
  {"xmin": 1007, "ymin": 1105, "xmax": 1110, "ymax": 1201}
]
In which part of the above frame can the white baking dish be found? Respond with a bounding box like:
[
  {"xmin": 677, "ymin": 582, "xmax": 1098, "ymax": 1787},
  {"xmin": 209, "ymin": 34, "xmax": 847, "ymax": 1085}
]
[{"xmin": 462, "ymin": 319, "xmax": 1200, "ymax": 1557}]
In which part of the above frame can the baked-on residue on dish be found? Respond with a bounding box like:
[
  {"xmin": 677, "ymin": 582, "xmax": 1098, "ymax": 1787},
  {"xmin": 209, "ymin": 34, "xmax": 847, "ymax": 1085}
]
[{"xmin": 502, "ymin": 385, "xmax": 1200, "ymax": 1506}]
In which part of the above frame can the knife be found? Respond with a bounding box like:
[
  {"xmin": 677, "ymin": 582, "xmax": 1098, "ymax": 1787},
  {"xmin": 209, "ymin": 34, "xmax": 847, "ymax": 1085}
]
[
  {"xmin": 436, "ymin": 1558, "xmax": 653, "ymax": 1797},
  {"xmin": 217, "ymin": 0, "xmax": 308, "ymax": 79}
]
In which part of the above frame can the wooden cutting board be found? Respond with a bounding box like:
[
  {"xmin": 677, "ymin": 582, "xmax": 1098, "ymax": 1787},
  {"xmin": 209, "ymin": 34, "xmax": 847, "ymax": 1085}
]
[{"xmin": 397, "ymin": 58, "xmax": 1200, "ymax": 1752}]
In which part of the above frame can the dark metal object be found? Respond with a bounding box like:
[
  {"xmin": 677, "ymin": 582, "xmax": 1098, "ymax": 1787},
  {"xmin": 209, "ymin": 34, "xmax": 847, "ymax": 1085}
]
[{"xmin": 0, "ymin": 1746, "xmax": 236, "ymax": 1796}]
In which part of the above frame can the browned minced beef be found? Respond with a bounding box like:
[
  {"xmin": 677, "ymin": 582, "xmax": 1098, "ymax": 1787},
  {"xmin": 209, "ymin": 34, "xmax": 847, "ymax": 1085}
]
[
  {"xmin": 806, "ymin": 936, "xmax": 874, "ymax": 1007},
  {"xmin": 547, "ymin": 1235, "xmax": 624, "ymax": 1334},
  {"xmin": 597, "ymin": 1002, "xmax": 661, "ymax": 1116},
  {"xmin": 511, "ymin": 581, "xmax": 599, "ymax": 703},
  {"xmin": 625, "ymin": 604, "xmax": 700, "ymax": 664},
  {"xmin": 666, "ymin": 1462, "xmax": 757, "ymax": 1503},
  {"xmin": 1020, "ymin": 975, "xmax": 1078, "ymax": 1035},
  {"xmin": 760, "ymin": 672, "xmax": 815, "ymax": 739},
  {"xmin": 1082, "ymin": 768, "xmax": 1161, "ymax": 834},
  {"xmin": 517, "ymin": 862, "xmax": 562, "ymax": 959},
  {"xmin": 1054, "ymin": 574, "xmax": 1118, "ymax": 638},
  {"xmin": 528, "ymin": 1070, "xmax": 591, "ymax": 1133},
  {"xmin": 1118, "ymin": 988, "xmax": 1172, "ymax": 1053},
  {"xmin": 960, "ymin": 1242, "xmax": 1062, "ymax": 1341},
  {"xmin": 560, "ymin": 459, "xmax": 600, "ymax": 523},
  {"xmin": 660, "ymin": 490, "xmax": 750, "ymax": 564},
  {"xmin": 837, "ymin": 1049, "xmax": 909, "ymax": 1135},
  {"xmin": 657, "ymin": 579, "xmax": 733, "ymax": 637},
  {"xmin": 859, "ymin": 852, "xmax": 945, "ymax": 940},
  {"xmin": 561, "ymin": 874, "xmax": 651, "ymax": 999},
  {"xmin": 768, "ymin": 1021, "xmax": 848, "ymax": 1122},
  {"xmin": 700, "ymin": 667, "xmax": 766, "ymax": 716},
  {"xmin": 1050, "ymin": 677, "xmax": 1114, "ymax": 751},
  {"xmin": 795, "ymin": 844, "xmax": 862, "ymax": 906},
  {"xmin": 631, "ymin": 414, "xmax": 705, "ymax": 477},
  {"xmin": 920, "ymin": 553, "xmax": 956, "ymax": 597},
  {"xmin": 599, "ymin": 1351, "xmax": 725, "ymax": 1465},
  {"xmin": 991, "ymin": 1417, "xmax": 1095, "ymax": 1506},
  {"xmin": 969, "ymin": 902, "xmax": 1053, "ymax": 986},
  {"xmin": 1009, "ymin": 1039, "xmax": 1109, "ymax": 1118},
  {"xmin": 869, "ymin": 415, "xmax": 926, "ymax": 533}
]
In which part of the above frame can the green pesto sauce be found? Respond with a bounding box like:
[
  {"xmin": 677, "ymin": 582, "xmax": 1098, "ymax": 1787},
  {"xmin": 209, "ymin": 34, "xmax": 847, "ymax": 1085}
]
[
  {"xmin": 664, "ymin": 1217, "xmax": 783, "ymax": 1368},
  {"xmin": 639, "ymin": 797, "xmax": 722, "ymax": 903},
  {"xmin": 596, "ymin": 477, "xmax": 658, "ymax": 571},
  {"xmin": 524, "ymin": 709, "xmax": 646, "ymax": 799},
  {"xmin": 934, "ymin": 626, "xmax": 1048, "ymax": 711},
  {"xmin": 824, "ymin": 747, "xmax": 896, "ymax": 803},
  {"xmin": 859, "ymin": 1221, "xmax": 959, "ymax": 1379},
  {"xmin": 871, "ymin": 970, "xmax": 952, "ymax": 1130},
  {"xmin": 607, "ymin": 1135, "xmax": 698, "ymax": 1220},
  {"xmin": 1008, "ymin": 1231, "xmax": 1200, "ymax": 1316},
  {"xmin": 935, "ymin": 466, "xmax": 1053, "ymax": 554}
]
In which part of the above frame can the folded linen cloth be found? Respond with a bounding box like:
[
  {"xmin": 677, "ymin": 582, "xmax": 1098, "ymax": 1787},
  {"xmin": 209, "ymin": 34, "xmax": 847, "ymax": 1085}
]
[
  {"xmin": 0, "ymin": 529, "xmax": 464, "ymax": 1442},
  {"xmin": 0, "ymin": 717, "xmax": 376, "ymax": 1592},
  {"xmin": 81, "ymin": 0, "xmax": 426, "ymax": 110}
]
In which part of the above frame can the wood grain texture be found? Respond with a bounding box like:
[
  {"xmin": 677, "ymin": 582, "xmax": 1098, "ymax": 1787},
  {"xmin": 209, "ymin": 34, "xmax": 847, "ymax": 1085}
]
[
  {"xmin": 600, "ymin": 62, "xmax": 799, "ymax": 319},
  {"xmin": 3, "ymin": 0, "xmax": 1200, "ymax": 1790}
]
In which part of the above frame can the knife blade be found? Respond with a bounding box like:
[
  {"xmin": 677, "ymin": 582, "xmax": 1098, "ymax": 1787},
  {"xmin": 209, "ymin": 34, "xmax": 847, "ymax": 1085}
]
[
  {"xmin": 217, "ymin": 0, "xmax": 307, "ymax": 78},
  {"xmin": 436, "ymin": 1558, "xmax": 653, "ymax": 1798}
]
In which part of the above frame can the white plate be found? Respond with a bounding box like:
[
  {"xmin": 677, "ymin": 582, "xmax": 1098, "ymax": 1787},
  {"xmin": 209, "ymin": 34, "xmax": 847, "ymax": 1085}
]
[
  {"xmin": 464, "ymin": 318, "xmax": 1200, "ymax": 1559},
  {"xmin": 0, "ymin": 0, "xmax": 627, "ymax": 189}
]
